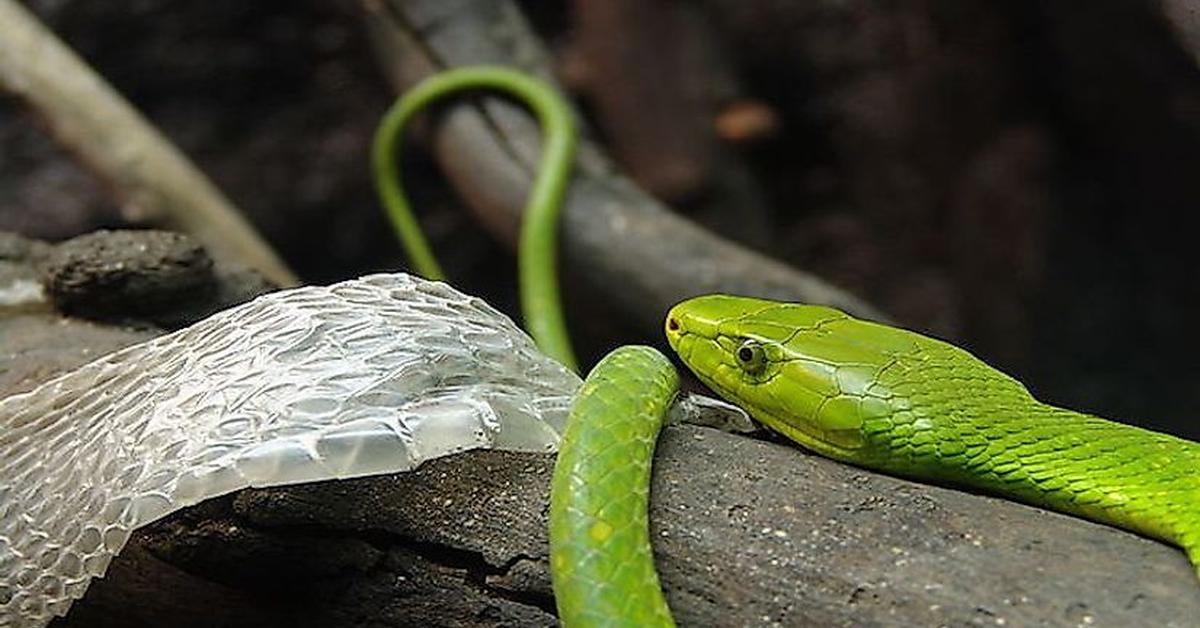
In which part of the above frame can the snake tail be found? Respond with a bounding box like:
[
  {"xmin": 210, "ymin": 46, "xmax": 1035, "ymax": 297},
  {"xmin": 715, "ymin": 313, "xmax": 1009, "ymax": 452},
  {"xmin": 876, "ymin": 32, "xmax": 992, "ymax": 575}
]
[
  {"xmin": 549, "ymin": 346, "xmax": 679, "ymax": 627},
  {"xmin": 372, "ymin": 65, "xmax": 579, "ymax": 371},
  {"xmin": 666, "ymin": 295, "xmax": 1200, "ymax": 577}
]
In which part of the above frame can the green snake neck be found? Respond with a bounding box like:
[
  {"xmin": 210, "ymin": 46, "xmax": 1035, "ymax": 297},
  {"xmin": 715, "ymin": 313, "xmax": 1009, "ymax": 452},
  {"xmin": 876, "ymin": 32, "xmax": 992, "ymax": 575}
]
[
  {"xmin": 667, "ymin": 295, "xmax": 1200, "ymax": 576},
  {"xmin": 859, "ymin": 395, "xmax": 1200, "ymax": 557}
]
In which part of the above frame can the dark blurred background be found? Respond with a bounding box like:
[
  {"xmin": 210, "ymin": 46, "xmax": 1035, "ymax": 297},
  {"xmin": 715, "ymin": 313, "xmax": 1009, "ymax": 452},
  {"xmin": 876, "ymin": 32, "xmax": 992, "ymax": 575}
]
[{"xmin": 2, "ymin": 0, "xmax": 1198, "ymax": 438}]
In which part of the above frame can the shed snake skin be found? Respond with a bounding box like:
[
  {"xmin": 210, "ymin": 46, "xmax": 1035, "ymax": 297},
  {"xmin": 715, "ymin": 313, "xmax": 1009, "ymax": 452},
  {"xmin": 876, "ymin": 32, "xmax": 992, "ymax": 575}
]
[{"xmin": 0, "ymin": 273, "xmax": 582, "ymax": 627}]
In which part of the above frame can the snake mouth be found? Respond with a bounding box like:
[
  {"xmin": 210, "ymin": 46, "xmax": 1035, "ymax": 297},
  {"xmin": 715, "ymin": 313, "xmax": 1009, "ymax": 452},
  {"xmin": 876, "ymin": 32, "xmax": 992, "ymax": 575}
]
[{"xmin": 664, "ymin": 312, "xmax": 687, "ymax": 350}]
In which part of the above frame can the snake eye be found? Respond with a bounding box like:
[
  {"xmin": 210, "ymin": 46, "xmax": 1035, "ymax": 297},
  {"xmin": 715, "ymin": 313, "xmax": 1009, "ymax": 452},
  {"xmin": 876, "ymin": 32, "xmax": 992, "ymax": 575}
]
[{"xmin": 735, "ymin": 340, "xmax": 766, "ymax": 373}]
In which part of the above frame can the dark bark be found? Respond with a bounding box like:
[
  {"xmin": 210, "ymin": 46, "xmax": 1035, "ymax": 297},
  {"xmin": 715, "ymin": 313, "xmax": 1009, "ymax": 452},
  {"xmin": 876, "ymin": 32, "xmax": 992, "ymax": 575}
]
[
  {"xmin": 2, "ymin": 0, "xmax": 1199, "ymax": 625},
  {"xmin": 59, "ymin": 427, "xmax": 1200, "ymax": 628}
]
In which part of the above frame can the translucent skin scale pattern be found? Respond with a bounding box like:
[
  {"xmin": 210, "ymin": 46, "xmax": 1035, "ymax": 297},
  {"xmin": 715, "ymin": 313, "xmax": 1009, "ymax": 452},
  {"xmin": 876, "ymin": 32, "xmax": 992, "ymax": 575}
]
[
  {"xmin": 665, "ymin": 295, "xmax": 1200, "ymax": 576},
  {"xmin": 0, "ymin": 274, "xmax": 581, "ymax": 628}
]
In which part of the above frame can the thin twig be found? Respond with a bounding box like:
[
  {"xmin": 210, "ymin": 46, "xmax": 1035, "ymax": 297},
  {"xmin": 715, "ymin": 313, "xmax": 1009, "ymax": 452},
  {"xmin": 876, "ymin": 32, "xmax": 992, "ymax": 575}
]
[{"xmin": 0, "ymin": 0, "xmax": 299, "ymax": 287}]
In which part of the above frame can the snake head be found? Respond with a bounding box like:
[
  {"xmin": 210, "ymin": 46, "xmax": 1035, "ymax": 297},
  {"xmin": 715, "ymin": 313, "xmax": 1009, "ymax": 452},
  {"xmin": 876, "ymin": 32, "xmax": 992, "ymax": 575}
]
[{"xmin": 665, "ymin": 295, "xmax": 930, "ymax": 461}]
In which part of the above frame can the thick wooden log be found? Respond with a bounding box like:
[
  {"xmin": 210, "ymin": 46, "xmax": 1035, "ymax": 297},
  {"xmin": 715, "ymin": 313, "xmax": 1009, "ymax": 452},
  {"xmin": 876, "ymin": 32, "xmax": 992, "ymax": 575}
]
[
  {"xmin": 70, "ymin": 428, "xmax": 1200, "ymax": 627},
  {"xmin": 0, "ymin": 230, "xmax": 1194, "ymax": 626}
]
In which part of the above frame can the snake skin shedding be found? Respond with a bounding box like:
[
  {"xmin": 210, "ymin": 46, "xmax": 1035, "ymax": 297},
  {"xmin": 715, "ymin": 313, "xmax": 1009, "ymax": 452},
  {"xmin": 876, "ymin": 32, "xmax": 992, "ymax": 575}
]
[{"xmin": 0, "ymin": 274, "xmax": 582, "ymax": 628}]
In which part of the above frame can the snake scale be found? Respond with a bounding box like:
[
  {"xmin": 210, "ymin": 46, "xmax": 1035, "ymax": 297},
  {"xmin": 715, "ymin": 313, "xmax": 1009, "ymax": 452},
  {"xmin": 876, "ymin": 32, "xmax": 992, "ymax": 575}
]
[
  {"xmin": 2, "ymin": 63, "xmax": 1197, "ymax": 628},
  {"xmin": 0, "ymin": 275, "xmax": 581, "ymax": 626}
]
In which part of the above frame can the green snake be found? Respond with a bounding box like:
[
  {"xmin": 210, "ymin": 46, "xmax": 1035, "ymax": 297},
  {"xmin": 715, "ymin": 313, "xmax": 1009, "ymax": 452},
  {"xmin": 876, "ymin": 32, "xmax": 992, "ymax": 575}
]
[{"xmin": 375, "ymin": 65, "xmax": 1200, "ymax": 627}]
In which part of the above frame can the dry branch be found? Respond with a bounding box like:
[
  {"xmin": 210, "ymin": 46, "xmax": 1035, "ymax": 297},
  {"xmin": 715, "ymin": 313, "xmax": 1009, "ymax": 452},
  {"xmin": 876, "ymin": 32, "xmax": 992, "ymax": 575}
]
[{"xmin": 0, "ymin": 0, "xmax": 298, "ymax": 287}]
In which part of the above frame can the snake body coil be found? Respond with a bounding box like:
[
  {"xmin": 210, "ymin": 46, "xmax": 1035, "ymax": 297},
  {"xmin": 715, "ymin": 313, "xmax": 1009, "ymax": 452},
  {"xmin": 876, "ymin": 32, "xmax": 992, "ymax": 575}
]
[
  {"xmin": 550, "ymin": 346, "xmax": 679, "ymax": 627},
  {"xmin": 0, "ymin": 274, "xmax": 581, "ymax": 627}
]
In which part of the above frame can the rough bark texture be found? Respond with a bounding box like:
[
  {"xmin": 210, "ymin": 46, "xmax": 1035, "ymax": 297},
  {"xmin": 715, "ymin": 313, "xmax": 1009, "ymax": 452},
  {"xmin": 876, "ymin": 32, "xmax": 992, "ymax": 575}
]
[
  {"xmin": 2, "ymin": 230, "xmax": 1197, "ymax": 627},
  {"xmin": 72, "ymin": 429, "xmax": 1200, "ymax": 628}
]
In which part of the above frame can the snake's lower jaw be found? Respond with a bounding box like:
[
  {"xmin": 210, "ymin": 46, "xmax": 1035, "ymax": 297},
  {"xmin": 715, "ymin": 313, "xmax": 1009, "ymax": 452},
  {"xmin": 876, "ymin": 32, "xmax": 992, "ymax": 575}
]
[{"xmin": 748, "ymin": 407, "xmax": 866, "ymax": 460}]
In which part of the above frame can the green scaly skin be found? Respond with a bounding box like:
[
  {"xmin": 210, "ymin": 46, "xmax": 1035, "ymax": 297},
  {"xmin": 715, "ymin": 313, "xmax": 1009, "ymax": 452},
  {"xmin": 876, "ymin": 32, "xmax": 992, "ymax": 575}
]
[
  {"xmin": 665, "ymin": 295, "xmax": 1200, "ymax": 574},
  {"xmin": 372, "ymin": 65, "xmax": 579, "ymax": 371},
  {"xmin": 378, "ymin": 66, "xmax": 1200, "ymax": 627},
  {"xmin": 549, "ymin": 346, "xmax": 679, "ymax": 628},
  {"xmin": 374, "ymin": 65, "xmax": 676, "ymax": 624}
]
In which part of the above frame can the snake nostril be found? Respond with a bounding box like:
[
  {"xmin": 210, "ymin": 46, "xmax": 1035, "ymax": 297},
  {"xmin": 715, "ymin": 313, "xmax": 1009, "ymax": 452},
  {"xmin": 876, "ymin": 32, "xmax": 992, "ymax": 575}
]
[{"xmin": 667, "ymin": 318, "xmax": 680, "ymax": 332}]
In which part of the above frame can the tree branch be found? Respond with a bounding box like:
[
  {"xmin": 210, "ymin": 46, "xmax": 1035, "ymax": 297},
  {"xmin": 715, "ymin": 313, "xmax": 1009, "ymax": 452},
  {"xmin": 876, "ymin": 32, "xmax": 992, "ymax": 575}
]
[
  {"xmin": 361, "ymin": 0, "xmax": 889, "ymax": 334},
  {"xmin": 0, "ymin": 0, "xmax": 299, "ymax": 287}
]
